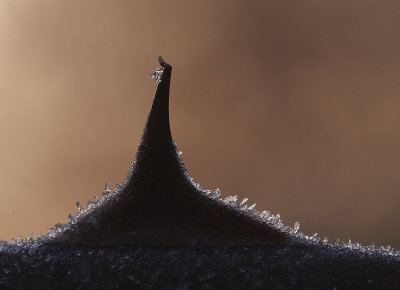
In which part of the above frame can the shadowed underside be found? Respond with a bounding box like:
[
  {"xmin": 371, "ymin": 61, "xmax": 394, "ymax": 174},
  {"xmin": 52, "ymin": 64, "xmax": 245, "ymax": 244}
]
[{"xmin": 56, "ymin": 57, "xmax": 288, "ymax": 246}]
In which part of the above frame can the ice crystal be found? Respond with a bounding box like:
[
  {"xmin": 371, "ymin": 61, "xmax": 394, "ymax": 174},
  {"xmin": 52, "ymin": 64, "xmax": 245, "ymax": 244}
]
[
  {"xmin": 259, "ymin": 210, "xmax": 270, "ymax": 219},
  {"xmin": 311, "ymin": 233, "xmax": 319, "ymax": 242},
  {"xmin": 68, "ymin": 214, "xmax": 77, "ymax": 224},
  {"xmin": 113, "ymin": 184, "xmax": 121, "ymax": 194},
  {"xmin": 87, "ymin": 201, "xmax": 96, "ymax": 210},
  {"xmin": 248, "ymin": 203, "xmax": 256, "ymax": 210},
  {"xmin": 240, "ymin": 197, "xmax": 248, "ymax": 206},
  {"xmin": 214, "ymin": 188, "xmax": 221, "ymax": 199},
  {"xmin": 76, "ymin": 202, "xmax": 84, "ymax": 214},
  {"xmin": 94, "ymin": 195, "xmax": 103, "ymax": 203},
  {"xmin": 272, "ymin": 214, "xmax": 280, "ymax": 224},
  {"xmin": 292, "ymin": 222, "xmax": 300, "ymax": 234},
  {"xmin": 103, "ymin": 181, "xmax": 111, "ymax": 196},
  {"xmin": 223, "ymin": 195, "xmax": 238, "ymax": 205},
  {"xmin": 150, "ymin": 67, "xmax": 164, "ymax": 83}
]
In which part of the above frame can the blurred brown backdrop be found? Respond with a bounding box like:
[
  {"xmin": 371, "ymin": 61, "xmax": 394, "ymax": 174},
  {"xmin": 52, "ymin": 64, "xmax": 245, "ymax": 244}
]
[{"xmin": 0, "ymin": 0, "xmax": 399, "ymax": 247}]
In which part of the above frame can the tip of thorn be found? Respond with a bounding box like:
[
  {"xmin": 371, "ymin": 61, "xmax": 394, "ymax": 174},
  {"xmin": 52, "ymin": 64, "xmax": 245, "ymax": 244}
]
[{"xmin": 158, "ymin": 56, "xmax": 169, "ymax": 68}]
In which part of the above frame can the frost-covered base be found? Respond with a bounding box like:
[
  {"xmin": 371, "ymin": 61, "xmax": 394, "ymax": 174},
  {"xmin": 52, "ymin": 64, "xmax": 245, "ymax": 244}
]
[
  {"xmin": 10, "ymin": 173, "xmax": 399, "ymax": 257},
  {"xmin": 0, "ymin": 240, "xmax": 399, "ymax": 289},
  {"xmin": 8, "ymin": 163, "xmax": 400, "ymax": 255}
]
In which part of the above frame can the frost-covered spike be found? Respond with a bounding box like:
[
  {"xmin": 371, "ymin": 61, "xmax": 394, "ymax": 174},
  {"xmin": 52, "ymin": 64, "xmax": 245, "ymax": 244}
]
[
  {"xmin": 311, "ymin": 233, "xmax": 319, "ymax": 242},
  {"xmin": 214, "ymin": 188, "xmax": 221, "ymax": 198},
  {"xmin": 272, "ymin": 214, "xmax": 280, "ymax": 224},
  {"xmin": 76, "ymin": 202, "xmax": 84, "ymax": 213},
  {"xmin": 87, "ymin": 201, "xmax": 96, "ymax": 210},
  {"xmin": 15, "ymin": 236, "xmax": 22, "ymax": 246},
  {"xmin": 292, "ymin": 221, "xmax": 300, "ymax": 234},
  {"xmin": 94, "ymin": 195, "xmax": 103, "ymax": 203},
  {"xmin": 68, "ymin": 214, "xmax": 77, "ymax": 224},
  {"xmin": 113, "ymin": 184, "xmax": 121, "ymax": 194},
  {"xmin": 204, "ymin": 189, "xmax": 212, "ymax": 195},
  {"xmin": 248, "ymin": 203, "xmax": 256, "ymax": 210},
  {"xmin": 223, "ymin": 195, "xmax": 238, "ymax": 205},
  {"xmin": 240, "ymin": 197, "xmax": 248, "ymax": 206},
  {"xmin": 103, "ymin": 181, "xmax": 111, "ymax": 196},
  {"xmin": 259, "ymin": 210, "xmax": 270, "ymax": 219},
  {"xmin": 323, "ymin": 236, "xmax": 328, "ymax": 243}
]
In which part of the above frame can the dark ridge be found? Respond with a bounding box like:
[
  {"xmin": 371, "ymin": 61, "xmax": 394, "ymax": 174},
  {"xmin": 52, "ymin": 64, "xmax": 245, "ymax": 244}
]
[{"xmin": 56, "ymin": 57, "xmax": 288, "ymax": 246}]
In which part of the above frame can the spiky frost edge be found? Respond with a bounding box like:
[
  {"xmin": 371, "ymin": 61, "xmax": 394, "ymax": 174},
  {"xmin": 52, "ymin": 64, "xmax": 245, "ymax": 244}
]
[
  {"xmin": 198, "ymin": 187, "xmax": 400, "ymax": 257},
  {"xmin": 183, "ymin": 143, "xmax": 400, "ymax": 258},
  {"xmin": 4, "ymin": 147, "xmax": 400, "ymax": 258},
  {"xmin": 5, "ymin": 159, "xmax": 137, "ymax": 248}
]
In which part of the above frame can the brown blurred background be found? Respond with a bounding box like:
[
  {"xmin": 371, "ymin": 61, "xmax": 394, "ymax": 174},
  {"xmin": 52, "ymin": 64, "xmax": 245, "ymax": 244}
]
[{"xmin": 0, "ymin": 0, "xmax": 399, "ymax": 247}]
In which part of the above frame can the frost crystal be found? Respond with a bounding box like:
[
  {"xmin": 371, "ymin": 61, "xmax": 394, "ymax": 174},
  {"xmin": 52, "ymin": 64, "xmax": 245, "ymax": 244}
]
[
  {"xmin": 113, "ymin": 184, "xmax": 121, "ymax": 194},
  {"xmin": 272, "ymin": 214, "xmax": 280, "ymax": 224},
  {"xmin": 248, "ymin": 203, "xmax": 256, "ymax": 210},
  {"xmin": 68, "ymin": 214, "xmax": 77, "ymax": 224},
  {"xmin": 94, "ymin": 195, "xmax": 103, "ymax": 203},
  {"xmin": 150, "ymin": 67, "xmax": 164, "ymax": 83},
  {"xmin": 76, "ymin": 202, "xmax": 83, "ymax": 213},
  {"xmin": 103, "ymin": 182, "xmax": 111, "ymax": 196},
  {"xmin": 214, "ymin": 188, "xmax": 221, "ymax": 199},
  {"xmin": 223, "ymin": 195, "xmax": 237, "ymax": 204},
  {"xmin": 259, "ymin": 210, "xmax": 270, "ymax": 219},
  {"xmin": 240, "ymin": 197, "xmax": 248, "ymax": 206},
  {"xmin": 87, "ymin": 201, "xmax": 96, "ymax": 210},
  {"xmin": 292, "ymin": 222, "xmax": 300, "ymax": 234}
]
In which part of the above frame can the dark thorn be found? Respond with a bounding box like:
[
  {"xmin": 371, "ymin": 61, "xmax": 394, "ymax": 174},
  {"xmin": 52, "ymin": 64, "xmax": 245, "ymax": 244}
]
[
  {"xmin": 56, "ymin": 56, "xmax": 287, "ymax": 246},
  {"xmin": 158, "ymin": 55, "xmax": 169, "ymax": 68}
]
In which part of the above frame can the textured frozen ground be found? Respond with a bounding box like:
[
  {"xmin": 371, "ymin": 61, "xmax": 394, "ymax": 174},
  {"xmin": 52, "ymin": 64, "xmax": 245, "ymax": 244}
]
[
  {"xmin": 0, "ymin": 57, "xmax": 399, "ymax": 288},
  {"xmin": 0, "ymin": 241, "xmax": 399, "ymax": 289}
]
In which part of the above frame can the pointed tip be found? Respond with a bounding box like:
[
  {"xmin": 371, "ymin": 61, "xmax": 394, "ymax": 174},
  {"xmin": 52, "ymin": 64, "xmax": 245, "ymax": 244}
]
[
  {"xmin": 143, "ymin": 56, "xmax": 173, "ymax": 144},
  {"xmin": 158, "ymin": 56, "xmax": 169, "ymax": 68}
]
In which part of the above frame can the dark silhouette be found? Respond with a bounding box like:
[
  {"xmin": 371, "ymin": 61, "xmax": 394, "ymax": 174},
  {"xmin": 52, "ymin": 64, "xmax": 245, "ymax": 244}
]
[
  {"xmin": 0, "ymin": 57, "xmax": 399, "ymax": 288},
  {"xmin": 56, "ymin": 56, "xmax": 287, "ymax": 246}
]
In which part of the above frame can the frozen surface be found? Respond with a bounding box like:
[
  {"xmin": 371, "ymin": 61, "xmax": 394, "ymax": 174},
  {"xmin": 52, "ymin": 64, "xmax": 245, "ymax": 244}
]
[{"xmin": 0, "ymin": 241, "xmax": 399, "ymax": 289}]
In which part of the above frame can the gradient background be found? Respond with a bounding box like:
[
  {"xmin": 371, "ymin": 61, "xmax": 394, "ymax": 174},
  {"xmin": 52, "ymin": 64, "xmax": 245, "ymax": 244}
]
[{"xmin": 0, "ymin": 0, "xmax": 399, "ymax": 248}]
